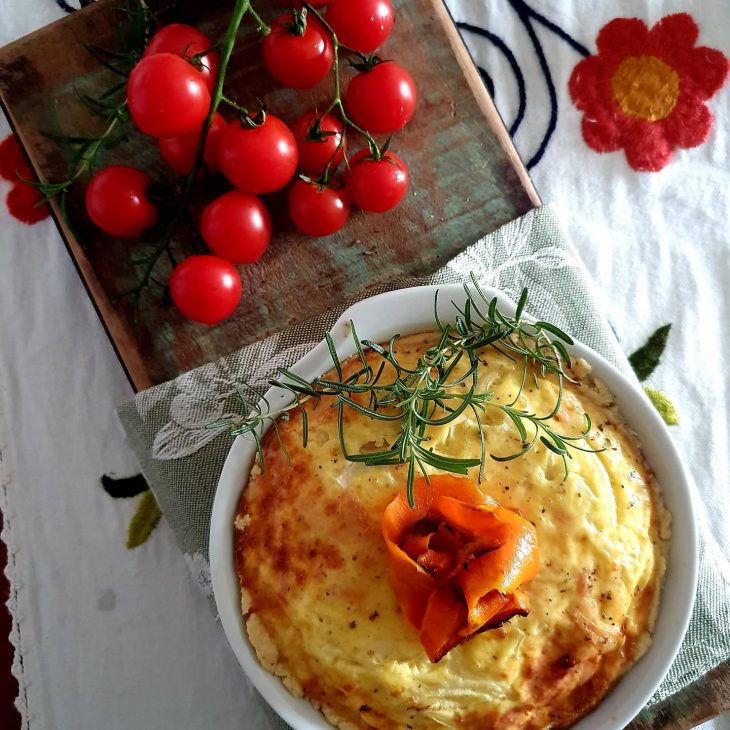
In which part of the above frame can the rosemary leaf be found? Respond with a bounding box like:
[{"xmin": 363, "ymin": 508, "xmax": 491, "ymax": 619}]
[
  {"xmin": 325, "ymin": 332, "xmax": 343, "ymax": 381},
  {"xmin": 215, "ymin": 287, "xmax": 601, "ymax": 494},
  {"xmin": 534, "ymin": 321, "xmax": 574, "ymax": 344}
]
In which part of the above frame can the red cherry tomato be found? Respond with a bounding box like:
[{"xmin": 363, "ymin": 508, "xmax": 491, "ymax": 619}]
[
  {"xmin": 128, "ymin": 53, "xmax": 210, "ymax": 138},
  {"xmin": 346, "ymin": 61, "xmax": 416, "ymax": 134},
  {"xmin": 218, "ymin": 115, "xmax": 298, "ymax": 195},
  {"xmin": 326, "ymin": 0, "xmax": 394, "ymax": 53},
  {"xmin": 263, "ymin": 12, "xmax": 334, "ymax": 89},
  {"xmin": 169, "ymin": 255, "xmax": 242, "ymax": 325},
  {"xmin": 200, "ymin": 191, "xmax": 271, "ymax": 264},
  {"xmin": 85, "ymin": 166, "xmax": 158, "ymax": 238},
  {"xmin": 158, "ymin": 113, "xmax": 227, "ymax": 175},
  {"xmin": 344, "ymin": 150, "xmax": 409, "ymax": 212},
  {"xmin": 291, "ymin": 112, "xmax": 345, "ymax": 175},
  {"xmin": 289, "ymin": 179, "xmax": 350, "ymax": 236},
  {"xmin": 143, "ymin": 23, "xmax": 219, "ymax": 93}
]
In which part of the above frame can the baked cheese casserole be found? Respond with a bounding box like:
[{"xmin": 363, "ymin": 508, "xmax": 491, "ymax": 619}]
[{"xmin": 235, "ymin": 332, "xmax": 669, "ymax": 729}]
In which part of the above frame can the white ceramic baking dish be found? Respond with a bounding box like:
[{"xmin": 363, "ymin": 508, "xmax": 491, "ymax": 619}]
[{"xmin": 210, "ymin": 284, "xmax": 698, "ymax": 730}]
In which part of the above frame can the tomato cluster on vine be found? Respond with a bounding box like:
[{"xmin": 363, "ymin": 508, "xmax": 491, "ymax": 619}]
[{"xmin": 84, "ymin": 0, "xmax": 416, "ymax": 325}]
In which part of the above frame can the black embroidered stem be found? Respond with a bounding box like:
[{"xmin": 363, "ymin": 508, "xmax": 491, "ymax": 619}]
[
  {"xmin": 507, "ymin": 0, "xmax": 557, "ymax": 169},
  {"xmin": 478, "ymin": 66, "xmax": 495, "ymax": 99},
  {"xmin": 55, "ymin": 0, "xmax": 94, "ymax": 11},
  {"xmin": 519, "ymin": 2, "xmax": 590, "ymax": 58},
  {"xmin": 101, "ymin": 473, "xmax": 150, "ymax": 499},
  {"xmin": 457, "ymin": 22, "xmax": 527, "ymax": 136},
  {"xmin": 459, "ymin": 0, "xmax": 590, "ymax": 168}
]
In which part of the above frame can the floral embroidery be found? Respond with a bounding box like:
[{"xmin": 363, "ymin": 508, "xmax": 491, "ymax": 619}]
[
  {"xmin": 569, "ymin": 13, "xmax": 729, "ymax": 171},
  {"xmin": 126, "ymin": 491, "xmax": 162, "ymax": 549},
  {"xmin": 140, "ymin": 339, "xmax": 318, "ymax": 461},
  {"xmin": 101, "ymin": 472, "xmax": 162, "ymax": 548},
  {"xmin": 643, "ymin": 388, "xmax": 679, "ymax": 425},
  {"xmin": 0, "ymin": 134, "xmax": 50, "ymax": 224},
  {"xmin": 457, "ymin": 1, "xmax": 591, "ymax": 170},
  {"xmin": 628, "ymin": 324, "xmax": 679, "ymax": 426}
]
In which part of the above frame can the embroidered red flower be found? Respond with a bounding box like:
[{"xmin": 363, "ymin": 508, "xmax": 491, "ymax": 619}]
[
  {"xmin": 0, "ymin": 134, "xmax": 50, "ymax": 224},
  {"xmin": 569, "ymin": 14, "xmax": 729, "ymax": 171}
]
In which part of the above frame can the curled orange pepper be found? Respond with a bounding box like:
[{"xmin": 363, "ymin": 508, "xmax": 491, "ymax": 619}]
[{"xmin": 382, "ymin": 475, "xmax": 539, "ymax": 662}]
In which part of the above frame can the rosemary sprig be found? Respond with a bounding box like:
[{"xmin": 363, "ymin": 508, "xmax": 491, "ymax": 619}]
[
  {"xmin": 212, "ymin": 284, "xmax": 603, "ymax": 506},
  {"xmin": 35, "ymin": 0, "xmax": 153, "ymax": 207},
  {"xmin": 42, "ymin": 0, "xmax": 268, "ymax": 307},
  {"xmin": 39, "ymin": 100, "xmax": 128, "ymax": 203}
]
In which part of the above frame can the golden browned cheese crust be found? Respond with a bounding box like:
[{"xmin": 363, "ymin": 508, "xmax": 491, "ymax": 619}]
[{"xmin": 235, "ymin": 333, "xmax": 670, "ymax": 730}]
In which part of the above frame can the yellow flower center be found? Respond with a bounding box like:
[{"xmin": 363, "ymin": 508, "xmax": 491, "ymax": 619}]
[{"xmin": 611, "ymin": 55, "xmax": 680, "ymax": 121}]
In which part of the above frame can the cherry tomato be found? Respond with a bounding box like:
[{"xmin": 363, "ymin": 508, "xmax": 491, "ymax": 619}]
[
  {"xmin": 344, "ymin": 150, "xmax": 409, "ymax": 212},
  {"xmin": 128, "ymin": 53, "xmax": 210, "ymax": 138},
  {"xmin": 143, "ymin": 23, "xmax": 219, "ymax": 93},
  {"xmin": 326, "ymin": 0, "xmax": 394, "ymax": 53},
  {"xmin": 291, "ymin": 112, "xmax": 345, "ymax": 175},
  {"xmin": 158, "ymin": 113, "xmax": 227, "ymax": 175},
  {"xmin": 346, "ymin": 61, "xmax": 416, "ymax": 134},
  {"xmin": 263, "ymin": 12, "xmax": 334, "ymax": 89},
  {"xmin": 289, "ymin": 179, "xmax": 349, "ymax": 236},
  {"xmin": 85, "ymin": 166, "xmax": 157, "ymax": 238},
  {"xmin": 218, "ymin": 115, "xmax": 298, "ymax": 195},
  {"xmin": 169, "ymin": 255, "xmax": 242, "ymax": 325},
  {"xmin": 200, "ymin": 191, "xmax": 271, "ymax": 264}
]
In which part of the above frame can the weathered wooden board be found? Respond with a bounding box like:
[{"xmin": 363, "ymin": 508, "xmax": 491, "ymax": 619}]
[
  {"xmin": 628, "ymin": 660, "xmax": 730, "ymax": 729},
  {"xmin": 0, "ymin": 0, "xmax": 538, "ymax": 390}
]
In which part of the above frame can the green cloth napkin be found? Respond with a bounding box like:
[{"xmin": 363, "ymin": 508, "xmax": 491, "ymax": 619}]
[{"xmin": 117, "ymin": 207, "xmax": 729, "ymax": 724}]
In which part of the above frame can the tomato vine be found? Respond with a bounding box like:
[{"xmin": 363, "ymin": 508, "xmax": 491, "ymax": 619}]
[{"xmin": 38, "ymin": 0, "xmax": 415, "ymax": 324}]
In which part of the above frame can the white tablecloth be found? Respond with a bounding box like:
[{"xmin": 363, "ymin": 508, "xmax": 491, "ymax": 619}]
[{"xmin": 0, "ymin": 0, "xmax": 727, "ymax": 728}]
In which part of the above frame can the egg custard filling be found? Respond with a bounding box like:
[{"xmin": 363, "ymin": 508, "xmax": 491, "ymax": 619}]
[{"xmin": 234, "ymin": 331, "xmax": 669, "ymax": 730}]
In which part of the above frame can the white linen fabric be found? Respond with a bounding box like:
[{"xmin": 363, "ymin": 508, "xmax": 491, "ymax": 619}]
[{"xmin": 0, "ymin": 1, "xmax": 727, "ymax": 729}]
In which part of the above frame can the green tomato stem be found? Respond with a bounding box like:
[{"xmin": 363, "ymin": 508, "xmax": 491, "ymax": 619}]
[
  {"xmin": 128, "ymin": 0, "xmax": 255, "ymax": 301},
  {"xmin": 247, "ymin": 6, "xmax": 271, "ymax": 35},
  {"xmin": 191, "ymin": 0, "xmax": 252, "ymax": 188},
  {"xmin": 220, "ymin": 94, "xmax": 250, "ymax": 116},
  {"xmin": 303, "ymin": 3, "xmax": 380, "ymax": 157}
]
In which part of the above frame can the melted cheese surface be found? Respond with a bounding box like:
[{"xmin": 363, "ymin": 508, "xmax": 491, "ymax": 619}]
[{"xmin": 236, "ymin": 333, "xmax": 669, "ymax": 730}]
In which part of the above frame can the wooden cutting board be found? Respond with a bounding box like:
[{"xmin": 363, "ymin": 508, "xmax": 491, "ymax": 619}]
[{"xmin": 0, "ymin": 0, "xmax": 538, "ymax": 391}]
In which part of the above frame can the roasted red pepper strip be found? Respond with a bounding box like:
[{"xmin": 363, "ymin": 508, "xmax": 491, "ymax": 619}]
[{"xmin": 382, "ymin": 475, "xmax": 539, "ymax": 662}]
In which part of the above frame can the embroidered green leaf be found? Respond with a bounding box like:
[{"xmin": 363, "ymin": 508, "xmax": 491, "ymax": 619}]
[
  {"xmin": 644, "ymin": 387, "xmax": 680, "ymax": 425},
  {"xmin": 126, "ymin": 490, "xmax": 162, "ymax": 549},
  {"xmin": 629, "ymin": 324, "xmax": 672, "ymax": 381}
]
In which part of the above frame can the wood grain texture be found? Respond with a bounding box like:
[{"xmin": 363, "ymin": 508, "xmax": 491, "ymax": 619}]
[
  {"xmin": 0, "ymin": 0, "xmax": 538, "ymax": 389},
  {"xmin": 628, "ymin": 661, "xmax": 730, "ymax": 729}
]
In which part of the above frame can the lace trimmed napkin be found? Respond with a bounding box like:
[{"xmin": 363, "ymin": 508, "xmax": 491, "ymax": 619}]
[{"xmin": 117, "ymin": 206, "xmax": 730, "ymax": 719}]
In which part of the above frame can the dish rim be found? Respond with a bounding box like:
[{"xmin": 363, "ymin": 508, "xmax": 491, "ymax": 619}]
[{"xmin": 210, "ymin": 283, "xmax": 698, "ymax": 730}]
